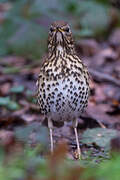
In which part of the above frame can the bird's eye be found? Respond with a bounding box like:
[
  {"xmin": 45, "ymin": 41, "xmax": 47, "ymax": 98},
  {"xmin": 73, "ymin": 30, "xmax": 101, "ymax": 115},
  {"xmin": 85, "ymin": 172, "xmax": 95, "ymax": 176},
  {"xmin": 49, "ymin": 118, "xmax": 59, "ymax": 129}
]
[
  {"xmin": 64, "ymin": 27, "xmax": 70, "ymax": 32},
  {"xmin": 50, "ymin": 27, "xmax": 54, "ymax": 33}
]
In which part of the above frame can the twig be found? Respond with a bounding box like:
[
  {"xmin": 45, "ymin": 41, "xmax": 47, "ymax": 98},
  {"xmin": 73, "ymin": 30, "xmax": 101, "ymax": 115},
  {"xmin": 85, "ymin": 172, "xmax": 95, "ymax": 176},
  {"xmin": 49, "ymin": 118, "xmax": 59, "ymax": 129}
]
[{"xmin": 89, "ymin": 69, "xmax": 120, "ymax": 87}]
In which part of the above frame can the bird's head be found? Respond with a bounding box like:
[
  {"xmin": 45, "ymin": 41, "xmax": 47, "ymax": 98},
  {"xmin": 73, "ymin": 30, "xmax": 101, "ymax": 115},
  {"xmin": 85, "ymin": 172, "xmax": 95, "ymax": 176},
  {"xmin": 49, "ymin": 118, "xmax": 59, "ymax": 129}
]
[{"xmin": 48, "ymin": 21, "xmax": 74, "ymax": 54}]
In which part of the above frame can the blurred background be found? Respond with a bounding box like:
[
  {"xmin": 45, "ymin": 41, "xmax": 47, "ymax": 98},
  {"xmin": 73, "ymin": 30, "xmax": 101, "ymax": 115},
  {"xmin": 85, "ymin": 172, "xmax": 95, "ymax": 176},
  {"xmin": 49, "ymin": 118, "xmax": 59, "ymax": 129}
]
[
  {"xmin": 0, "ymin": 0, "xmax": 120, "ymax": 179},
  {"xmin": 0, "ymin": 0, "xmax": 120, "ymax": 59}
]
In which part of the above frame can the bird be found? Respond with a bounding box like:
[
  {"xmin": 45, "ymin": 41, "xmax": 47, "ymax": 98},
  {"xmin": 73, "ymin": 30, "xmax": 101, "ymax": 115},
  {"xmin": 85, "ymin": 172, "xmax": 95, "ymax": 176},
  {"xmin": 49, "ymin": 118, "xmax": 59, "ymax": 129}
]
[{"xmin": 36, "ymin": 21, "xmax": 90, "ymax": 159}]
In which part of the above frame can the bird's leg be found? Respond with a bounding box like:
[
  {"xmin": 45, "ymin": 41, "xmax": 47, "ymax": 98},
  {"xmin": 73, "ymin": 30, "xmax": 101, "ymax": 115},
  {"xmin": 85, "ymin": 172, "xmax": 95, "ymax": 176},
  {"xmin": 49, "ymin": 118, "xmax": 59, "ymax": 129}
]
[
  {"xmin": 73, "ymin": 119, "xmax": 81, "ymax": 159},
  {"xmin": 48, "ymin": 117, "xmax": 54, "ymax": 153}
]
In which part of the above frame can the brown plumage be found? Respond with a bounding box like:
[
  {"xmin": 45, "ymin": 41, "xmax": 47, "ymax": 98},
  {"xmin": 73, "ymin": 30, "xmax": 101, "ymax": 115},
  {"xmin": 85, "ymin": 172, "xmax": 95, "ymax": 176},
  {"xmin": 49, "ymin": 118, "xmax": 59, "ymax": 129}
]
[{"xmin": 36, "ymin": 21, "xmax": 90, "ymax": 159}]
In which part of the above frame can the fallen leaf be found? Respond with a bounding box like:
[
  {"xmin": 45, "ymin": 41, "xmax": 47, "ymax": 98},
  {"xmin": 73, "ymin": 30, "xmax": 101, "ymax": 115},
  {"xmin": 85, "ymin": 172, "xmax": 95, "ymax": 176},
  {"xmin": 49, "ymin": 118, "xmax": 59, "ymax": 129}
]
[{"xmin": 81, "ymin": 128, "xmax": 117, "ymax": 148}]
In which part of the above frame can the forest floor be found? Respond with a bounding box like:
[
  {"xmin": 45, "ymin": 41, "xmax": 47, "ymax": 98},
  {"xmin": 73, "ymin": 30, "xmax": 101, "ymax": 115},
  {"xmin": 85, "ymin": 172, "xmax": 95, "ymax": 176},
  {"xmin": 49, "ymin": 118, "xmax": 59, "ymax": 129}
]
[{"xmin": 0, "ymin": 30, "xmax": 120, "ymax": 160}]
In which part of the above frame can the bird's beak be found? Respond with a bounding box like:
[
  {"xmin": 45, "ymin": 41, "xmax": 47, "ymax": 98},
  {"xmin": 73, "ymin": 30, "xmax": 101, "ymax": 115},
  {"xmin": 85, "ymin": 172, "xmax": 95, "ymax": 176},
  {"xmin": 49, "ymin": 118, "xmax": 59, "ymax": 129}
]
[
  {"xmin": 56, "ymin": 29, "xmax": 63, "ymax": 42},
  {"xmin": 57, "ymin": 27, "xmax": 64, "ymax": 33}
]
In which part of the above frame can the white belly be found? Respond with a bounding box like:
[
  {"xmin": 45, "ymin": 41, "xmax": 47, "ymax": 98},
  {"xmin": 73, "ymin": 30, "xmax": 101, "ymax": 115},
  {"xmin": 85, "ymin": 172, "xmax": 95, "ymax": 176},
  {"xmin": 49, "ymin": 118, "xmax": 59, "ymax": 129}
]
[{"xmin": 42, "ymin": 74, "xmax": 89, "ymax": 122}]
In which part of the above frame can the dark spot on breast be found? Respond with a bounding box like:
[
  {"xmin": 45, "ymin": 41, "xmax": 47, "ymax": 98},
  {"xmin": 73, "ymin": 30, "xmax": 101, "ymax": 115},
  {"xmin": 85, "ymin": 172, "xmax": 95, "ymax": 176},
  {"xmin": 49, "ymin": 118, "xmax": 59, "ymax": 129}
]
[
  {"xmin": 85, "ymin": 100, "xmax": 88, "ymax": 104},
  {"xmin": 78, "ymin": 67, "xmax": 82, "ymax": 72},
  {"xmin": 42, "ymin": 77, "xmax": 45, "ymax": 81},
  {"xmin": 52, "ymin": 92, "xmax": 55, "ymax": 95},
  {"xmin": 63, "ymin": 84, "xmax": 68, "ymax": 90},
  {"xmin": 53, "ymin": 76, "xmax": 57, "ymax": 81},
  {"xmin": 55, "ymin": 66, "xmax": 58, "ymax": 71},
  {"xmin": 74, "ymin": 102, "xmax": 77, "ymax": 106},
  {"xmin": 73, "ymin": 86, "xmax": 77, "ymax": 90},
  {"xmin": 74, "ymin": 64, "xmax": 77, "ymax": 68},
  {"xmin": 73, "ymin": 98, "xmax": 76, "ymax": 103},
  {"xmin": 39, "ymin": 75, "xmax": 42, "ymax": 78},
  {"xmin": 75, "ymin": 77, "xmax": 78, "ymax": 81},
  {"xmin": 51, "ymin": 95, "xmax": 54, "ymax": 99},
  {"xmin": 56, "ymin": 82, "xmax": 59, "ymax": 85},
  {"xmin": 54, "ymin": 88, "xmax": 58, "ymax": 91},
  {"xmin": 56, "ymin": 103, "xmax": 59, "ymax": 107},
  {"xmin": 39, "ymin": 94, "xmax": 42, "ymax": 98},
  {"xmin": 43, "ymin": 94, "xmax": 46, "ymax": 99},
  {"xmin": 45, "ymin": 105, "xmax": 47, "ymax": 109},
  {"xmin": 73, "ymin": 73, "xmax": 76, "ymax": 78},
  {"xmin": 48, "ymin": 93, "xmax": 51, "ymax": 97},
  {"xmin": 74, "ymin": 92, "xmax": 78, "ymax": 97},
  {"xmin": 50, "ymin": 101, "xmax": 54, "ymax": 104},
  {"xmin": 47, "ymin": 96, "xmax": 50, "ymax": 100},
  {"xmin": 57, "ymin": 93, "xmax": 61, "ymax": 97}
]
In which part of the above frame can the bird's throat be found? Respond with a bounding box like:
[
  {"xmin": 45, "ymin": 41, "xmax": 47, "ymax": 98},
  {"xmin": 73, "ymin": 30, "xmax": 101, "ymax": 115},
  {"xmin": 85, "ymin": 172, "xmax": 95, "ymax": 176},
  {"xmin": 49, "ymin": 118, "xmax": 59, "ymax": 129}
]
[{"xmin": 56, "ymin": 45, "xmax": 64, "ymax": 54}]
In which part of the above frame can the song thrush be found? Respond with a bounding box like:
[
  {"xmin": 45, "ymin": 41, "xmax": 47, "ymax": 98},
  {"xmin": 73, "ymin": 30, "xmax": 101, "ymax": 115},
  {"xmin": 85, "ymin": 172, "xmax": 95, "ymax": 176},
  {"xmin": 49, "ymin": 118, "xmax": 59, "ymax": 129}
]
[{"xmin": 36, "ymin": 21, "xmax": 90, "ymax": 159}]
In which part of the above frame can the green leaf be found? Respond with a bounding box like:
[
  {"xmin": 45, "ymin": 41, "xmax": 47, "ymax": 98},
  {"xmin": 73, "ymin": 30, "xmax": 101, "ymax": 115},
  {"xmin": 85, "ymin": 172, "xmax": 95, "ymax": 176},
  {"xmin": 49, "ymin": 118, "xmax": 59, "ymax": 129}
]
[
  {"xmin": 84, "ymin": 154, "xmax": 120, "ymax": 180},
  {"xmin": 0, "ymin": 146, "xmax": 5, "ymax": 166},
  {"xmin": 35, "ymin": 126, "xmax": 49, "ymax": 146},
  {"xmin": 81, "ymin": 128, "xmax": 117, "ymax": 149},
  {"xmin": 14, "ymin": 123, "xmax": 49, "ymax": 148},
  {"xmin": 74, "ymin": 29, "xmax": 94, "ymax": 38},
  {"xmin": 7, "ymin": 101, "xmax": 20, "ymax": 111},
  {"xmin": 10, "ymin": 85, "xmax": 24, "ymax": 93},
  {"xmin": 3, "ymin": 67, "xmax": 20, "ymax": 74},
  {"xmin": 77, "ymin": 1, "xmax": 110, "ymax": 36},
  {"xmin": 0, "ymin": 96, "xmax": 20, "ymax": 110},
  {"xmin": 30, "ymin": 0, "xmax": 62, "ymax": 16},
  {"xmin": 0, "ymin": 42, "xmax": 8, "ymax": 57},
  {"xmin": 8, "ymin": 22, "xmax": 47, "ymax": 59},
  {"xmin": 0, "ymin": 97, "xmax": 10, "ymax": 106},
  {"xmin": 26, "ymin": 89, "xmax": 33, "ymax": 96},
  {"xmin": 15, "ymin": 126, "xmax": 32, "ymax": 142}
]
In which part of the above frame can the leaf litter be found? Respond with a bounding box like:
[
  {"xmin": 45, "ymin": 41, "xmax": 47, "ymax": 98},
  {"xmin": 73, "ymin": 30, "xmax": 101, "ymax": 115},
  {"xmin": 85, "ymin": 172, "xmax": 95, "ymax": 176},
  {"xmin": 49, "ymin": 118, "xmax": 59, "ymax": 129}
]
[{"xmin": 0, "ymin": 0, "xmax": 120, "ymax": 163}]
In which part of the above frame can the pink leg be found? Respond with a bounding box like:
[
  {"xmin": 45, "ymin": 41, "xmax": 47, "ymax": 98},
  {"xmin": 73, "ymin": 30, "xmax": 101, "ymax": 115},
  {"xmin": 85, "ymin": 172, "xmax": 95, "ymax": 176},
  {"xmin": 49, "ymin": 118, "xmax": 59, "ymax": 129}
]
[{"xmin": 48, "ymin": 117, "xmax": 53, "ymax": 153}]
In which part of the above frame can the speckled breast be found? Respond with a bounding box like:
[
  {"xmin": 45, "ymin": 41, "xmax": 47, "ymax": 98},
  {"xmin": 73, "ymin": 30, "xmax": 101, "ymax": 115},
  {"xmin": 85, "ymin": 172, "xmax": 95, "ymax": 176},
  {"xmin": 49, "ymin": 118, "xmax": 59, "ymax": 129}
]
[{"xmin": 37, "ymin": 54, "xmax": 89, "ymax": 122}]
